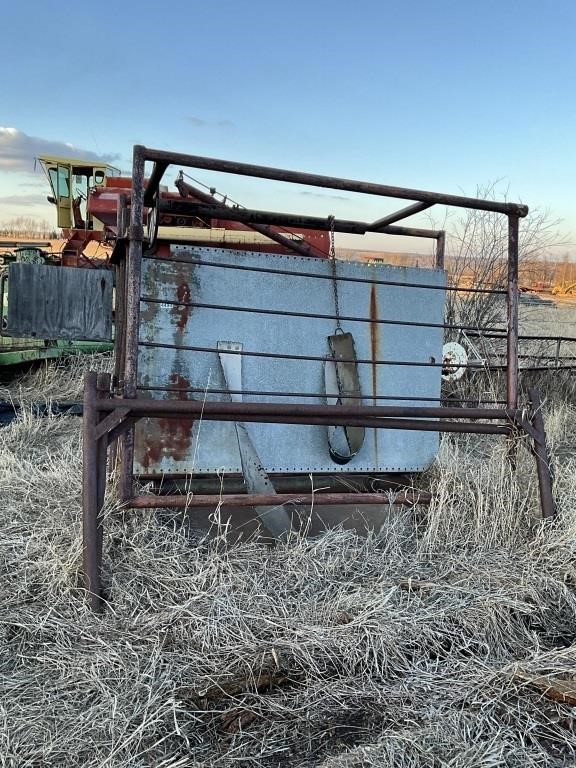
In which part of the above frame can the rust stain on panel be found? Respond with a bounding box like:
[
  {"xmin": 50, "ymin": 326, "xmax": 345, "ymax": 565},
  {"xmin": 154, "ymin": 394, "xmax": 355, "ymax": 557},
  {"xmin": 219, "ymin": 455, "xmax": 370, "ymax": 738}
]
[
  {"xmin": 138, "ymin": 373, "xmax": 194, "ymax": 471},
  {"xmin": 171, "ymin": 281, "xmax": 191, "ymax": 330},
  {"xmin": 138, "ymin": 258, "xmax": 201, "ymax": 473}
]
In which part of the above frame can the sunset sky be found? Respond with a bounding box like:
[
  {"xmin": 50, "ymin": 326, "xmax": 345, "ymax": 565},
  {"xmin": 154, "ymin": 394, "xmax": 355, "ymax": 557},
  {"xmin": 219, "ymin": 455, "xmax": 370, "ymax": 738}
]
[{"xmin": 1, "ymin": 0, "xmax": 574, "ymax": 254}]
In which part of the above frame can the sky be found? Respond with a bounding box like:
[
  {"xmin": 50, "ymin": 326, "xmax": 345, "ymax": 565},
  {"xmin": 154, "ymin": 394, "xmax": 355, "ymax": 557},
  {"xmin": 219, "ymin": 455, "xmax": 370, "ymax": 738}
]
[{"xmin": 1, "ymin": 0, "xmax": 574, "ymax": 255}]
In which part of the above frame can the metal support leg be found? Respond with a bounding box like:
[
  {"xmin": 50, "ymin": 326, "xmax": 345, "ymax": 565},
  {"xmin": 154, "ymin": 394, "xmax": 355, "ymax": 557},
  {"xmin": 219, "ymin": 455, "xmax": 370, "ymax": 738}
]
[
  {"xmin": 505, "ymin": 215, "xmax": 520, "ymax": 466},
  {"xmin": 529, "ymin": 388, "xmax": 556, "ymax": 519},
  {"xmin": 95, "ymin": 374, "xmax": 111, "ymax": 588},
  {"xmin": 507, "ymin": 215, "xmax": 519, "ymax": 410},
  {"xmin": 82, "ymin": 372, "xmax": 104, "ymax": 611},
  {"xmin": 118, "ymin": 146, "xmax": 146, "ymax": 504}
]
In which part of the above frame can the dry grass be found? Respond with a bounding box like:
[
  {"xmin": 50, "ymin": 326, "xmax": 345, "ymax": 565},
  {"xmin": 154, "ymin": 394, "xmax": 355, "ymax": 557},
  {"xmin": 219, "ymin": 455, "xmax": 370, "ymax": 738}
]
[
  {"xmin": 2, "ymin": 362, "xmax": 576, "ymax": 767},
  {"xmin": 0, "ymin": 352, "xmax": 112, "ymax": 404}
]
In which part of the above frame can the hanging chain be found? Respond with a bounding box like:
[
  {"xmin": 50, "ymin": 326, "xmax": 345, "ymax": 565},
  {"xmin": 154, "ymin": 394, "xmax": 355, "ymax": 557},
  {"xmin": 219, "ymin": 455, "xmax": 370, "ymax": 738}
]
[{"xmin": 328, "ymin": 215, "xmax": 343, "ymax": 333}]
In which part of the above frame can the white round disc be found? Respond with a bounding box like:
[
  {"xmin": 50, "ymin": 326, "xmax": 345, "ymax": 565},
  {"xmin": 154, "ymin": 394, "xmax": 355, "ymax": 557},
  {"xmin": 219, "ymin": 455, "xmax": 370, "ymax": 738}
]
[{"xmin": 442, "ymin": 341, "xmax": 468, "ymax": 381}]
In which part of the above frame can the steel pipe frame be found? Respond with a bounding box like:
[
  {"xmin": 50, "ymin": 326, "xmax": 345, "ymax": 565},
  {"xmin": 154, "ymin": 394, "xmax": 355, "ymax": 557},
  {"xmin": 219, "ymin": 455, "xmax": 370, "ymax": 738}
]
[
  {"xmin": 139, "ymin": 146, "xmax": 528, "ymax": 217},
  {"xmin": 118, "ymin": 144, "xmax": 525, "ymax": 513},
  {"xmin": 133, "ymin": 145, "xmax": 524, "ymax": 415},
  {"xmin": 81, "ymin": 378, "xmax": 554, "ymax": 609},
  {"xmin": 82, "ymin": 372, "xmax": 109, "ymax": 612},
  {"xmin": 133, "ymin": 472, "xmax": 413, "ymax": 493},
  {"xmin": 94, "ymin": 400, "xmax": 518, "ymax": 437},
  {"xmin": 95, "ymin": 397, "xmax": 519, "ymax": 422},
  {"xmin": 136, "ymin": 145, "xmax": 523, "ymax": 413},
  {"xmin": 79, "ymin": 144, "xmax": 556, "ymax": 610},
  {"xmin": 156, "ymin": 199, "xmax": 441, "ymax": 240}
]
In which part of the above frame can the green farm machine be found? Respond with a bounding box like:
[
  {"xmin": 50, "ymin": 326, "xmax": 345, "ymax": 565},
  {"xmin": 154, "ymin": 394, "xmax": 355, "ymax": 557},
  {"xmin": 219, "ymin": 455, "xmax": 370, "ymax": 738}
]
[{"xmin": 0, "ymin": 155, "xmax": 120, "ymax": 368}]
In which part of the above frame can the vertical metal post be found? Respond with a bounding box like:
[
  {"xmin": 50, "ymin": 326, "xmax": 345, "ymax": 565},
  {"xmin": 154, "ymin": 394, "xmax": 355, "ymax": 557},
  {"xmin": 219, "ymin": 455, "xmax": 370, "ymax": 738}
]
[
  {"xmin": 529, "ymin": 388, "xmax": 556, "ymax": 518},
  {"xmin": 435, "ymin": 231, "xmax": 445, "ymax": 269},
  {"xmin": 112, "ymin": 258, "xmax": 126, "ymax": 394},
  {"xmin": 82, "ymin": 371, "xmax": 104, "ymax": 611},
  {"xmin": 111, "ymin": 257, "xmax": 125, "ymax": 476},
  {"xmin": 555, "ymin": 338, "xmax": 562, "ymax": 368},
  {"xmin": 119, "ymin": 145, "xmax": 146, "ymax": 502},
  {"xmin": 507, "ymin": 215, "xmax": 519, "ymax": 410},
  {"xmin": 96, "ymin": 374, "xmax": 110, "ymax": 574}
]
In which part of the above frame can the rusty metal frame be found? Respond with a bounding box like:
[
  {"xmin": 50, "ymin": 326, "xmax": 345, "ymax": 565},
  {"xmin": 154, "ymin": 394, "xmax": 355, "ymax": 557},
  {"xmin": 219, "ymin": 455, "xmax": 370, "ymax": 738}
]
[{"xmin": 81, "ymin": 145, "xmax": 554, "ymax": 611}]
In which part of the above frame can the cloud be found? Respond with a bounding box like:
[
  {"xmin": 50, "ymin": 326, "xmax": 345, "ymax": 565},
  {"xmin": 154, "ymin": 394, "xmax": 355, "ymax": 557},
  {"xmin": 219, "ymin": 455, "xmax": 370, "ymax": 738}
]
[
  {"xmin": 0, "ymin": 194, "xmax": 48, "ymax": 207},
  {"xmin": 187, "ymin": 116, "xmax": 235, "ymax": 129},
  {"xmin": 301, "ymin": 190, "xmax": 350, "ymax": 201},
  {"xmin": 0, "ymin": 127, "xmax": 120, "ymax": 172},
  {"xmin": 18, "ymin": 180, "xmax": 45, "ymax": 189}
]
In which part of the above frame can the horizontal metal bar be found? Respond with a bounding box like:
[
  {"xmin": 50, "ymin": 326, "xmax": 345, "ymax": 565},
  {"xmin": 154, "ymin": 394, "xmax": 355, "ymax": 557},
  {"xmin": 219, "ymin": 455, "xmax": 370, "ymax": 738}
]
[
  {"xmin": 128, "ymin": 491, "xmax": 433, "ymax": 508},
  {"xmin": 96, "ymin": 396, "xmax": 516, "ymax": 421},
  {"xmin": 137, "ymin": 146, "xmax": 529, "ymax": 217},
  {"xmin": 518, "ymin": 334, "xmax": 576, "ymax": 343},
  {"xmin": 467, "ymin": 330, "xmax": 576, "ymax": 343},
  {"xmin": 138, "ymin": 340, "xmax": 492, "ymax": 370},
  {"xmin": 114, "ymin": 409, "xmax": 513, "ymax": 434},
  {"xmin": 136, "ymin": 384, "xmax": 505, "ymax": 405},
  {"xmin": 156, "ymin": 200, "xmax": 440, "ymax": 239},
  {"xmin": 142, "ymin": 251, "xmax": 508, "ymax": 297},
  {"xmin": 94, "ymin": 400, "xmax": 516, "ymax": 436},
  {"xmin": 158, "ymin": 200, "xmax": 366, "ymax": 233},
  {"xmin": 491, "ymin": 353, "xmax": 576, "ymax": 361},
  {"xmin": 140, "ymin": 411, "xmax": 506, "ymax": 434},
  {"xmin": 484, "ymin": 364, "xmax": 576, "ymax": 372},
  {"xmin": 140, "ymin": 295, "xmax": 456, "ymax": 330}
]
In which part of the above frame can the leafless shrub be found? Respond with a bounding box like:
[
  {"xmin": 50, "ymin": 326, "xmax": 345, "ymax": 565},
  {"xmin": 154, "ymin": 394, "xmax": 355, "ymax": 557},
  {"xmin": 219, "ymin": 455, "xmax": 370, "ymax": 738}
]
[{"xmin": 440, "ymin": 182, "xmax": 567, "ymax": 332}]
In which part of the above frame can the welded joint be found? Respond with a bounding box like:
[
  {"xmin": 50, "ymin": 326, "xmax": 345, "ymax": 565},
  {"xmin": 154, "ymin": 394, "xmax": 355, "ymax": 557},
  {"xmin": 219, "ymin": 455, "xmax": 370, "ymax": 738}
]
[{"xmin": 95, "ymin": 407, "xmax": 132, "ymax": 441}]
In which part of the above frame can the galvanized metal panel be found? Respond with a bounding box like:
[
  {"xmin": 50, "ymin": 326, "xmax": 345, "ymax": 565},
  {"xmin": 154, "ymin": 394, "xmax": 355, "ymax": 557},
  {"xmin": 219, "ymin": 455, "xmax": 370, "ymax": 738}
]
[
  {"xmin": 135, "ymin": 247, "xmax": 446, "ymax": 475},
  {"xmin": 6, "ymin": 263, "xmax": 113, "ymax": 341}
]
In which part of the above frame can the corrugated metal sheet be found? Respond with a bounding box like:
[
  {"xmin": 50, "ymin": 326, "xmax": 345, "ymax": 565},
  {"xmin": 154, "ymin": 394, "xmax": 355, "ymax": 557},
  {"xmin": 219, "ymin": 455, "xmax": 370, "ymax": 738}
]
[{"xmin": 134, "ymin": 247, "xmax": 446, "ymax": 475}]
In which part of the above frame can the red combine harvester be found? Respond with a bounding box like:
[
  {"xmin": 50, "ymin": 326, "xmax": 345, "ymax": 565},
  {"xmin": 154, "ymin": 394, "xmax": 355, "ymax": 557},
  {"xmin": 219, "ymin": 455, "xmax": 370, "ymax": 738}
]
[{"xmin": 1, "ymin": 154, "xmax": 331, "ymax": 369}]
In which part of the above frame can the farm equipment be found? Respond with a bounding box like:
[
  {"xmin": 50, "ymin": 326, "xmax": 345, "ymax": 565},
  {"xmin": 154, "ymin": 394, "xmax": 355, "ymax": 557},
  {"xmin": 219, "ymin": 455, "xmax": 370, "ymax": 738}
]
[
  {"xmin": 0, "ymin": 155, "xmax": 126, "ymax": 368},
  {"xmin": 0, "ymin": 243, "xmax": 113, "ymax": 367},
  {"xmin": 72, "ymin": 144, "xmax": 556, "ymax": 610},
  {"xmin": 1, "ymin": 150, "xmax": 335, "ymax": 371}
]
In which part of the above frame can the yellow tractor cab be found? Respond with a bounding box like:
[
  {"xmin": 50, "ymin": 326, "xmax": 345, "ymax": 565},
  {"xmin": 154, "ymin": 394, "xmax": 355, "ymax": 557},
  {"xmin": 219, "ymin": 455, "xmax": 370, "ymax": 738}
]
[{"xmin": 37, "ymin": 155, "xmax": 121, "ymax": 230}]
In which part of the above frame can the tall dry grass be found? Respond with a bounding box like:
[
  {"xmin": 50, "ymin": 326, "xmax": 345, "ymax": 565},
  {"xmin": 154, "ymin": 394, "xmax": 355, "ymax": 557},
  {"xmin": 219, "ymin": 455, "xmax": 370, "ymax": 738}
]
[{"xmin": 1, "ymin": 361, "xmax": 576, "ymax": 767}]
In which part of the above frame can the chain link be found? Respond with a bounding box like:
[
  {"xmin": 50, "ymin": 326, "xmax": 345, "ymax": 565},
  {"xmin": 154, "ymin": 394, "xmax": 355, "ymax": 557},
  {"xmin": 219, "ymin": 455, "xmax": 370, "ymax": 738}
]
[{"xmin": 328, "ymin": 215, "xmax": 343, "ymax": 333}]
